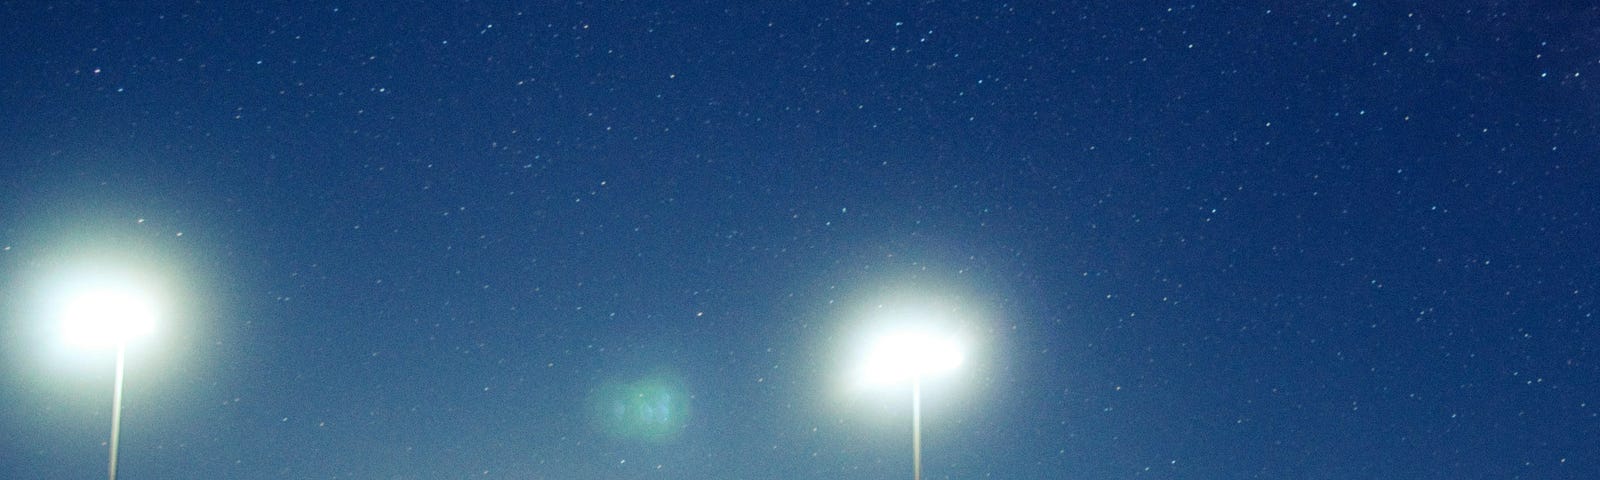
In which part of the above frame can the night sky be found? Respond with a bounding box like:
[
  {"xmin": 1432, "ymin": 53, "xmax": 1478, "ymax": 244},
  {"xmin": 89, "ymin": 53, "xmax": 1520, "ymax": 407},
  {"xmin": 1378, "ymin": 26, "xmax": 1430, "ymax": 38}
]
[{"xmin": 2, "ymin": 1, "xmax": 1597, "ymax": 479}]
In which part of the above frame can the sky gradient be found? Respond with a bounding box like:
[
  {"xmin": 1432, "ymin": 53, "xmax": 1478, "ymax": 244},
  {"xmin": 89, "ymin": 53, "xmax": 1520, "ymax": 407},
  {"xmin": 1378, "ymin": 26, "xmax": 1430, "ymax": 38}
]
[{"xmin": 2, "ymin": 2, "xmax": 1597, "ymax": 479}]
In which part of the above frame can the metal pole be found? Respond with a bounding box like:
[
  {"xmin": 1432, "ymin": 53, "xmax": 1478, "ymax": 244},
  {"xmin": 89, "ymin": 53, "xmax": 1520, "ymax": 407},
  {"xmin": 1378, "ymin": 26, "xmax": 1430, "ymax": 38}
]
[
  {"xmin": 109, "ymin": 343, "xmax": 126, "ymax": 480},
  {"xmin": 912, "ymin": 375, "xmax": 921, "ymax": 480}
]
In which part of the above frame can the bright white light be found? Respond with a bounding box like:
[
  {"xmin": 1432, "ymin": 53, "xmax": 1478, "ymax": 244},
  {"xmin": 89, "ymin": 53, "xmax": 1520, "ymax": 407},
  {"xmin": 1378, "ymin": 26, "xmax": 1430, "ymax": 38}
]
[
  {"xmin": 859, "ymin": 330, "xmax": 964, "ymax": 386},
  {"xmin": 60, "ymin": 285, "xmax": 157, "ymax": 349}
]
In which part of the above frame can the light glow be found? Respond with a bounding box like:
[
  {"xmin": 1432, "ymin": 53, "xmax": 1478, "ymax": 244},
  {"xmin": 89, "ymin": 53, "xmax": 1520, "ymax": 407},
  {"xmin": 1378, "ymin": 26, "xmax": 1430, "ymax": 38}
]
[
  {"xmin": 58, "ymin": 282, "xmax": 158, "ymax": 349},
  {"xmin": 858, "ymin": 330, "xmax": 964, "ymax": 387}
]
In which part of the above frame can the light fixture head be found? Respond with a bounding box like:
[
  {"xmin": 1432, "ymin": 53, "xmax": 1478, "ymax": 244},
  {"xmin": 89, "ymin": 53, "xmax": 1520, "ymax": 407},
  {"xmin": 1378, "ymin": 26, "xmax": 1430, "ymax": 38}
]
[
  {"xmin": 58, "ymin": 280, "xmax": 158, "ymax": 349},
  {"xmin": 858, "ymin": 330, "xmax": 965, "ymax": 386}
]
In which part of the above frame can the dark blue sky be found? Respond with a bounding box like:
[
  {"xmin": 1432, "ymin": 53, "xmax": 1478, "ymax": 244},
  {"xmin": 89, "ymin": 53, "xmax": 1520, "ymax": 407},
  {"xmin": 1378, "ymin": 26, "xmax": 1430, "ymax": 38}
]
[{"xmin": 2, "ymin": 1, "xmax": 1596, "ymax": 479}]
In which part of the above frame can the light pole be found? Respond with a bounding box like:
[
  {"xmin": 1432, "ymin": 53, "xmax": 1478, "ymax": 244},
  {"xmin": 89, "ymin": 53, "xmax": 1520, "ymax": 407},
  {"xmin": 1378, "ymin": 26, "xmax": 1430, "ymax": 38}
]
[
  {"xmin": 60, "ymin": 285, "xmax": 157, "ymax": 480},
  {"xmin": 912, "ymin": 373, "xmax": 922, "ymax": 480},
  {"xmin": 859, "ymin": 330, "xmax": 963, "ymax": 480}
]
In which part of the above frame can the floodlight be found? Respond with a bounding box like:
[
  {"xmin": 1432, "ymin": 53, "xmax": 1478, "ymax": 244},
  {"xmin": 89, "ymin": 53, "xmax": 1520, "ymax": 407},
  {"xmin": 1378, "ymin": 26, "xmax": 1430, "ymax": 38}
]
[
  {"xmin": 854, "ymin": 328, "xmax": 966, "ymax": 480},
  {"xmin": 53, "ymin": 273, "xmax": 161, "ymax": 480}
]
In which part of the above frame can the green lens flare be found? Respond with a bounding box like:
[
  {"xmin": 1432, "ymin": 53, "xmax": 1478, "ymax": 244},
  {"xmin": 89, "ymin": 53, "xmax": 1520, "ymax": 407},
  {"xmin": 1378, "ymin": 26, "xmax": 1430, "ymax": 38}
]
[{"xmin": 589, "ymin": 375, "xmax": 689, "ymax": 441}]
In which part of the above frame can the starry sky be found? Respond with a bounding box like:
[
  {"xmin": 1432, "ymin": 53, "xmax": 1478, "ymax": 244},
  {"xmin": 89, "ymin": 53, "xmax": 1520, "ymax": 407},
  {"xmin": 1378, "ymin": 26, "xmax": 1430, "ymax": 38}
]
[{"xmin": 2, "ymin": 1, "xmax": 1597, "ymax": 479}]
